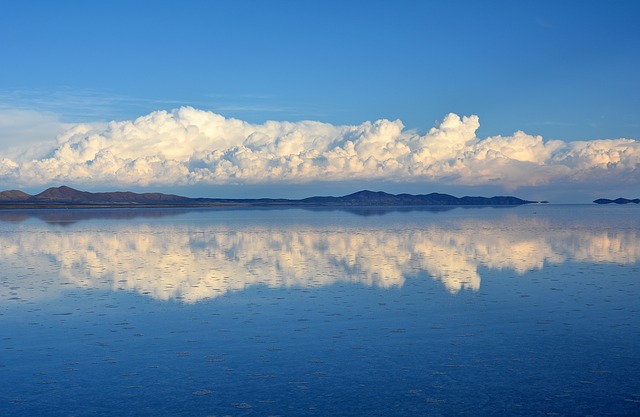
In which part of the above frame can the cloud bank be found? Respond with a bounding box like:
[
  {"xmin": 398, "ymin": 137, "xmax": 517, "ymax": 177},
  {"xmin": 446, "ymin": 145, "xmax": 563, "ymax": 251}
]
[{"xmin": 1, "ymin": 107, "xmax": 638, "ymax": 190}]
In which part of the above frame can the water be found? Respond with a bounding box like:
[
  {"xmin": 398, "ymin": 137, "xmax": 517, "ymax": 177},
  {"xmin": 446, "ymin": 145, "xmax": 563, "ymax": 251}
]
[{"xmin": 1, "ymin": 205, "xmax": 638, "ymax": 416}]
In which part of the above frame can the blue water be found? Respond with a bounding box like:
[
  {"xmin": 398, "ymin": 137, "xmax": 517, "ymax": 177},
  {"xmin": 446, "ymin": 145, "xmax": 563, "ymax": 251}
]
[{"xmin": 1, "ymin": 205, "xmax": 639, "ymax": 416}]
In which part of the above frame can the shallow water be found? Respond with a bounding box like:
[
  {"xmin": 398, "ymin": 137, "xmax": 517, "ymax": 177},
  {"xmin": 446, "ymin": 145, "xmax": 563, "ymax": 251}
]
[{"xmin": 1, "ymin": 205, "xmax": 639, "ymax": 416}]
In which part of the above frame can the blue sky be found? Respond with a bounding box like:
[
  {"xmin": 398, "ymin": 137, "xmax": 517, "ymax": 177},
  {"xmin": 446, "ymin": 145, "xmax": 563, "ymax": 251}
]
[{"xmin": 0, "ymin": 0, "xmax": 639, "ymax": 202}]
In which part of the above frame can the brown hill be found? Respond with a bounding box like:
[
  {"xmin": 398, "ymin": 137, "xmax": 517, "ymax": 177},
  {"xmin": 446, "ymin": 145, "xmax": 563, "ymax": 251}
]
[
  {"xmin": 0, "ymin": 190, "xmax": 31, "ymax": 201},
  {"xmin": 32, "ymin": 186, "xmax": 191, "ymax": 204},
  {"xmin": 34, "ymin": 185, "xmax": 94, "ymax": 202},
  {"xmin": 0, "ymin": 185, "xmax": 537, "ymax": 207}
]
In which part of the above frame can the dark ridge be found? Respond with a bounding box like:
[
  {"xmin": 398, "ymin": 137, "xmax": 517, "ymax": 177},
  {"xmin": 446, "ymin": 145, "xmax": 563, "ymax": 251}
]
[
  {"xmin": 594, "ymin": 198, "xmax": 640, "ymax": 205},
  {"xmin": 0, "ymin": 186, "xmax": 537, "ymax": 208},
  {"xmin": 301, "ymin": 190, "xmax": 534, "ymax": 206}
]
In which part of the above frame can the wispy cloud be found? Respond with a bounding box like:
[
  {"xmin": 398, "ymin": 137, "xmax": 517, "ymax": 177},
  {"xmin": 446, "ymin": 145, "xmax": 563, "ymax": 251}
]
[
  {"xmin": 0, "ymin": 89, "xmax": 171, "ymax": 122},
  {"xmin": 0, "ymin": 88, "xmax": 148, "ymax": 122},
  {"xmin": 1, "ymin": 106, "xmax": 638, "ymax": 193},
  {"xmin": 201, "ymin": 93, "xmax": 314, "ymax": 119},
  {"xmin": 0, "ymin": 88, "xmax": 307, "ymax": 123},
  {"xmin": 528, "ymin": 121, "xmax": 575, "ymax": 127}
]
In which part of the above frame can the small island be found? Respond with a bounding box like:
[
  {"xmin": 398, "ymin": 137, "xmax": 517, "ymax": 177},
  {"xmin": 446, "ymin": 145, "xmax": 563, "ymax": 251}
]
[
  {"xmin": 593, "ymin": 198, "xmax": 640, "ymax": 205},
  {"xmin": 0, "ymin": 186, "xmax": 538, "ymax": 208}
]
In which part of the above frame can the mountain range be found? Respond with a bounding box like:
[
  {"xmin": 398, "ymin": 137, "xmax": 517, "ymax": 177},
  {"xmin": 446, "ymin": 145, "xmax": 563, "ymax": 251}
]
[
  {"xmin": 0, "ymin": 186, "xmax": 537, "ymax": 207},
  {"xmin": 593, "ymin": 198, "xmax": 640, "ymax": 204}
]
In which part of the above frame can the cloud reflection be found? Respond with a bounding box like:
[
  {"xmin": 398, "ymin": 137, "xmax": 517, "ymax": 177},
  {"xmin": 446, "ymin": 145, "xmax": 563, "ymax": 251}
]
[{"xmin": 1, "ymin": 212, "xmax": 638, "ymax": 303}]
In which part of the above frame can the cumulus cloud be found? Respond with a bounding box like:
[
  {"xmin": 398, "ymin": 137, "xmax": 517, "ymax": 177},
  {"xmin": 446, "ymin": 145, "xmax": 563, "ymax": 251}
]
[{"xmin": 0, "ymin": 106, "xmax": 638, "ymax": 189}]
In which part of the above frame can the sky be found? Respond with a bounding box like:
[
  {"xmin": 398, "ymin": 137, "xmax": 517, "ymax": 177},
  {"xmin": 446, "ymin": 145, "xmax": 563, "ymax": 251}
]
[{"xmin": 0, "ymin": 0, "xmax": 639, "ymax": 202}]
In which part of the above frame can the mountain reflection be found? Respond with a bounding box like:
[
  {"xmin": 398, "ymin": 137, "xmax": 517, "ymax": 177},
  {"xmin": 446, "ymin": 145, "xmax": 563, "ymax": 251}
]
[
  {"xmin": 1, "ymin": 212, "xmax": 639, "ymax": 303},
  {"xmin": 0, "ymin": 208, "xmax": 185, "ymax": 226}
]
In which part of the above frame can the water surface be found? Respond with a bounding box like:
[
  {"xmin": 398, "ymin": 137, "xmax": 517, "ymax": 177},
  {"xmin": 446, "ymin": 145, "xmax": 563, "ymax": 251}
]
[{"xmin": 1, "ymin": 205, "xmax": 638, "ymax": 416}]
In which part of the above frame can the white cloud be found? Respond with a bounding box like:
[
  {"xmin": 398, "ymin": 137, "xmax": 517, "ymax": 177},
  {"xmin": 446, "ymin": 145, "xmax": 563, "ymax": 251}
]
[
  {"xmin": 0, "ymin": 106, "xmax": 638, "ymax": 190},
  {"xmin": 0, "ymin": 109, "xmax": 71, "ymax": 161}
]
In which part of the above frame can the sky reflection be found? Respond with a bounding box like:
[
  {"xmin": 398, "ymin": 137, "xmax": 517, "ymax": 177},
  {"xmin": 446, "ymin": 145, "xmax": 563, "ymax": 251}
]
[{"xmin": 1, "ymin": 207, "xmax": 638, "ymax": 303}]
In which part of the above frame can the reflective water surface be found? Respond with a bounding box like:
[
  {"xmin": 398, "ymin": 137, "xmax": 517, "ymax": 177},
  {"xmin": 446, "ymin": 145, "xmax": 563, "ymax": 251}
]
[{"xmin": 1, "ymin": 205, "xmax": 639, "ymax": 416}]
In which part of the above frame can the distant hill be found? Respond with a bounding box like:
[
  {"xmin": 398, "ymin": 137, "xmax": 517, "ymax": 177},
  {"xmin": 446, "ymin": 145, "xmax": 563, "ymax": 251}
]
[
  {"xmin": 593, "ymin": 198, "xmax": 640, "ymax": 205},
  {"xmin": 32, "ymin": 185, "xmax": 192, "ymax": 204},
  {"xmin": 0, "ymin": 190, "xmax": 31, "ymax": 201},
  {"xmin": 0, "ymin": 186, "xmax": 537, "ymax": 207},
  {"xmin": 301, "ymin": 190, "xmax": 535, "ymax": 206},
  {"xmin": 0, "ymin": 185, "xmax": 193, "ymax": 205}
]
